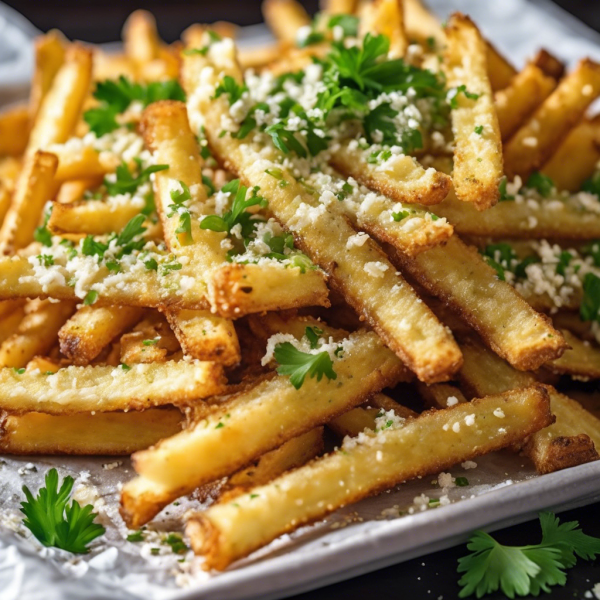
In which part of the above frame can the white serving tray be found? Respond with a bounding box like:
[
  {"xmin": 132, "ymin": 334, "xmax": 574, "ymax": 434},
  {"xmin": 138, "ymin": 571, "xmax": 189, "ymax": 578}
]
[{"xmin": 1, "ymin": 1, "xmax": 600, "ymax": 599}]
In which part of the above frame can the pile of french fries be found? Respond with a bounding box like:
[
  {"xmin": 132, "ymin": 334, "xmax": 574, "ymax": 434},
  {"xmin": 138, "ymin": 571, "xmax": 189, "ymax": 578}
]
[{"xmin": 2, "ymin": 0, "xmax": 600, "ymax": 571}]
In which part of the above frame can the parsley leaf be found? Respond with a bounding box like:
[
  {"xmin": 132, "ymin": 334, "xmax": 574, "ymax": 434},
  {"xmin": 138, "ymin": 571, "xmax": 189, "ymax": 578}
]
[
  {"xmin": 580, "ymin": 272, "xmax": 600, "ymax": 323},
  {"xmin": 457, "ymin": 512, "xmax": 600, "ymax": 598},
  {"xmin": 474, "ymin": 125, "xmax": 483, "ymax": 135},
  {"xmin": 265, "ymin": 122, "xmax": 308, "ymax": 158},
  {"xmin": 274, "ymin": 342, "xmax": 337, "ymax": 389},
  {"xmin": 581, "ymin": 171, "xmax": 600, "ymax": 196},
  {"xmin": 304, "ymin": 326, "xmax": 325, "ymax": 349},
  {"xmin": 20, "ymin": 468, "xmax": 105, "ymax": 554},
  {"xmin": 164, "ymin": 533, "xmax": 188, "ymax": 554},
  {"xmin": 34, "ymin": 205, "xmax": 53, "ymax": 247},
  {"xmin": 526, "ymin": 172, "xmax": 555, "ymax": 198},
  {"xmin": 104, "ymin": 161, "xmax": 168, "ymax": 197},
  {"xmin": 215, "ymin": 75, "xmax": 247, "ymax": 105},
  {"xmin": 327, "ymin": 14, "xmax": 359, "ymax": 37},
  {"xmin": 83, "ymin": 290, "xmax": 99, "ymax": 306},
  {"xmin": 498, "ymin": 176, "xmax": 515, "ymax": 202},
  {"xmin": 447, "ymin": 85, "xmax": 480, "ymax": 109}
]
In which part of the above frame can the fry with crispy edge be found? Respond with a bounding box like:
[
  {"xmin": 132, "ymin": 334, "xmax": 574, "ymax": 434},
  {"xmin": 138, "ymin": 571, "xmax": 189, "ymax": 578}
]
[
  {"xmin": 417, "ymin": 382, "xmax": 468, "ymax": 409},
  {"xmin": 444, "ymin": 13, "xmax": 503, "ymax": 210},
  {"xmin": 532, "ymin": 49, "xmax": 565, "ymax": 81},
  {"xmin": 120, "ymin": 329, "xmax": 410, "ymax": 527},
  {"xmin": 59, "ymin": 305, "xmax": 144, "ymax": 365},
  {"xmin": 0, "ymin": 183, "xmax": 12, "ymax": 228},
  {"xmin": 123, "ymin": 10, "xmax": 161, "ymax": 69},
  {"xmin": 458, "ymin": 336, "xmax": 600, "ymax": 473},
  {"xmin": 0, "ymin": 408, "xmax": 184, "ymax": 455},
  {"xmin": 546, "ymin": 329, "xmax": 600, "ymax": 380},
  {"xmin": 360, "ymin": 0, "xmax": 407, "ymax": 58},
  {"xmin": 329, "ymin": 141, "xmax": 451, "ymax": 206},
  {"xmin": 0, "ymin": 300, "xmax": 75, "ymax": 368},
  {"xmin": 504, "ymin": 59, "xmax": 600, "ymax": 180},
  {"xmin": 542, "ymin": 116, "xmax": 600, "ymax": 192},
  {"xmin": 0, "ymin": 106, "xmax": 29, "ymax": 157},
  {"xmin": 0, "ymin": 151, "xmax": 58, "ymax": 252},
  {"xmin": 120, "ymin": 312, "xmax": 181, "ymax": 364},
  {"xmin": 0, "ymin": 304, "xmax": 26, "ymax": 345},
  {"xmin": 494, "ymin": 63, "xmax": 556, "ymax": 142},
  {"xmin": 186, "ymin": 385, "xmax": 553, "ymax": 570},
  {"xmin": 262, "ymin": 0, "xmax": 311, "ymax": 46},
  {"xmin": 0, "ymin": 360, "xmax": 225, "ymax": 415},
  {"xmin": 182, "ymin": 47, "xmax": 462, "ymax": 383}
]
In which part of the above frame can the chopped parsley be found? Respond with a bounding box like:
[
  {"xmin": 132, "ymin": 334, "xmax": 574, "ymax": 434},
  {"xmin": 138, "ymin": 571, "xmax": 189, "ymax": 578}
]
[
  {"xmin": 498, "ymin": 176, "xmax": 515, "ymax": 202},
  {"xmin": 167, "ymin": 180, "xmax": 193, "ymax": 245},
  {"xmin": 474, "ymin": 125, "xmax": 483, "ymax": 135},
  {"xmin": 581, "ymin": 171, "xmax": 600, "ymax": 196},
  {"xmin": 126, "ymin": 530, "xmax": 145, "ymax": 542},
  {"xmin": 274, "ymin": 342, "xmax": 338, "ymax": 389},
  {"xmin": 580, "ymin": 272, "xmax": 600, "ymax": 323},
  {"xmin": 447, "ymin": 85, "xmax": 480, "ymax": 109},
  {"xmin": 455, "ymin": 476, "xmax": 469, "ymax": 487},
  {"xmin": 83, "ymin": 290, "xmax": 99, "ymax": 305},
  {"xmin": 164, "ymin": 533, "xmax": 188, "ymax": 554},
  {"xmin": 214, "ymin": 75, "xmax": 247, "ymax": 105},
  {"xmin": 525, "ymin": 172, "xmax": 555, "ymax": 198},
  {"xmin": 104, "ymin": 160, "xmax": 169, "ymax": 197},
  {"xmin": 34, "ymin": 205, "xmax": 53, "ymax": 247},
  {"xmin": 327, "ymin": 14, "xmax": 359, "ymax": 38}
]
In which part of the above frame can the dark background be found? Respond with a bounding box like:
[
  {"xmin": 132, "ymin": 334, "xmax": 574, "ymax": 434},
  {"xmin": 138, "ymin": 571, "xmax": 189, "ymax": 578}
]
[{"xmin": 4, "ymin": 0, "xmax": 600, "ymax": 598}]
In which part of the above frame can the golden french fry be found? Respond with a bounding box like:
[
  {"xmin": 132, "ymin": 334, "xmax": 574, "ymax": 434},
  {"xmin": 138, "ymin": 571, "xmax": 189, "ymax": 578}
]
[
  {"xmin": 123, "ymin": 10, "xmax": 161, "ymax": 67},
  {"xmin": 495, "ymin": 63, "xmax": 556, "ymax": 142},
  {"xmin": 321, "ymin": 0, "xmax": 358, "ymax": 14},
  {"xmin": 360, "ymin": 0, "xmax": 407, "ymax": 58},
  {"xmin": 532, "ymin": 48, "xmax": 565, "ymax": 81},
  {"xmin": 25, "ymin": 355, "xmax": 60, "ymax": 373},
  {"xmin": 504, "ymin": 59, "xmax": 600, "ymax": 180},
  {"xmin": 0, "ymin": 183, "xmax": 11, "ymax": 227},
  {"xmin": 186, "ymin": 385, "xmax": 552, "ymax": 570},
  {"xmin": 0, "ymin": 303, "xmax": 26, "ymax": 345},
  {"xmin": 52, "ymin": 144, "xmax": 121, "ymax": 182},
  {"xmin": 541, "ymin": 116, "xmax": 600, "ymax": 191},
  {"xmin": 485, "ymin": 42, "xmax": 517, "ymax": 92},
  {"xmin": 262, "ymin": 0, "xmax": 311, "ymax": 46},
  {"xmin": 238, "ymin": 44, "xmax": 282, "ymax": 70},
  {"xmin": 0, "ymin": 151, "xmax": 58, "ymax": 252},
  {"xmin": 0, "ymin": 300, "xmax": 75, "ymax": 368},
  {"xmin": 120, "ymin": 313, "xmax": 181, "ymax": 364},
  {"xmin": 0, "ymin": 299, "xmax": 25, "ymax": 321},
  {"xmin": 0, "ymin": 105, "xmax": 29, "ymax": 157},
  {"xmin": 546, "ymin": 329, "xmax": 600, "ymax": 380},
  {"xmin": 444, "ymin": 13, "xmax": 503, "ymax": 210},
  {"xmin": 55, "ymin": 178, "xmax": 103, "ymax": 204},
  {"xmin": 0, "ymin": 360, "xmax": 225, "ymax": 415},
  {"xmin": 0, "ymin": 408, "xmax": 184, "ymax": 455},
  {"xmin": 417, "ymin": 382, "xmax": 467, "ymax": 409},
  {"xmin": 59, "ymin": 305, "xmax": 144, "ymax": 365},
  {"xmin": 121, "ymin": 329, "xmax": 410, "ymax": 526}
]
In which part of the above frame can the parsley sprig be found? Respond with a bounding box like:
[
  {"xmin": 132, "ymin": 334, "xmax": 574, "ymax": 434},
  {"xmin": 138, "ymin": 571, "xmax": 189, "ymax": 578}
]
[
  {"xmin": 457, "ymin": 512, "xmax": 600, "ymax": 598},
  {"xmin": 104, "ymin": 160, "xmax": 169, "ymax": 197},
  {"xmin": 20, "ymin": 468, "xmax": 105, "ymax": 554},
  {"xmin": 84, "ymin": 76, "xmax": 186, "ymax": 137}
]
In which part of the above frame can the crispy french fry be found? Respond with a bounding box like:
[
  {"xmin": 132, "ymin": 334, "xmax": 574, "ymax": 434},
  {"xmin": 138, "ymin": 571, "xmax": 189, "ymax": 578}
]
[
  {"xmin": 390, "ymin": 235, "xmax": 566, "ymax": 370},
  {"xmin": 59, "ymin": 305, "xmax": 144, "ymax": 365},
  {"xmin": 120, "ymin": 329, "xmax": 410, "ymax": 526},
  {"xmin": 0, "ymin": 183, "xmax": 11, "ymax": 227},
  {"xmin": 0, "ymin": 408, "xmax": 184, "ymax": 455},
  {"xmin": 0, "ymin": 304, "xmax": 26, "ymax": 345},
  {"xmin": 546, "ymin": 329, "xmax": 600, "ymax": 380},
  {"xmin": 0, "ymin": 360, "xmax": 225, "ymax": 415},
  {"xmin": 494, "ymin": 63, "xmax": 556, "ymax": 142},
  {"xmin": 55, "ymin": 178, "xmax": 103, "ymax": 204},
  {"xmin": 417, "ymin": 382, "xmax": 468, "ymax": 409},
  {"xmin": 262, "ymin": 0, "xmax": 311, "ymax": 46},
  {"xmin": 0, "ymin": 299, "xmax": 25, "ymax": 321},
  {"xmin": 120, "ymin": 313, "xmax": 181, "ymax": 364},
  {"xmin": 432, "ymin": 188, "xmax": 600, "ymax": 239},
  {"xmin": 0, "ymin": 300, "xmax": 75, "ymax": 368},
  {"xmin": 532, "ymin": 48, "xmax": 565, "ymax": 81},
  {"xmin": 329, "ymin": 141, "xmax": 452, "ymax": 206},
  {"xmin": 444, "ymin": 13, "xmax": 503, "ymax": 210},
  {"xmin": 485, "ymin": 42, "xmax": 517, "ymax": 92},
  {"xmin": 0, "ymin": 105, "xmax": 29, "ymax": 157},
  {"xmin": 238, "ymin": 44, "xmax": 282, "ymax": 70},
  {"xmin": 541, "ymin": 116, "xmax": 600, "ymax": 191},
  {"xmin": 504, "ymin": 59, "xmax": 600, "ymax": 180},
  {"xmin": 123, "ymin": 10, "xmax": 161, "ymax": 68},
  {"xmin": 0, "ymin": 151, "xmax": 59, "ymax": 252},
  {"xmin": 458, "ymin": 336, "xmax": 600, "ymax": 473},
  {"xmin": 322, "ymin": 0, "xmax": 358, "ymax": 14},
  {"xmin": 25, "ymin": 356, "xmax": 60, "ymax": 373},
  {"xmin": 52, "ymin": 144, "xmax": 121, "ymax": 181},
  {"xmin": 186, "ymin": 385, "xmax": 552, "ymax": 569},
  {"xmin": 360, "ymin": 0, "xmax": 407, "ymax": 58},
  {"xmin": 29, "ymin": 31, "xmax": 67, "ymax": 122}
]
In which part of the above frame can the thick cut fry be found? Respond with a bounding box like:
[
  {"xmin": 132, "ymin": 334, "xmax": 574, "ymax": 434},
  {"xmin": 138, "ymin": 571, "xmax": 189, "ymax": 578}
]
[
  {"xmin": 432, "ymin": 189, "xmax": 600, "ymax": 239},
  {"xmin": 121, "ymin": 330, "xmax": 410, "ymax": 526},
  {"xmin": 388, "ymin": 235, "xmax": 565, "ymax": 370},
  {"xmin": 417, "ymin": 382, "xmax": 468, "ymax": 409},
  {"xmin": 59, "ymin": 305, "xmax": 144, "ymax": 365},
  {"xmin": 504, "ymin": 59, "xmax": 600, "ymax": 180},
  {"xmin": 29, "ymin": 30, "xmax": 67, "ymax": 122},
  {"xmin": 444, "ymin": 14, "xmax": 503, "ymax": 210},
  {"xmin": 56, "ymin": 178, "xmax": 103, "ymax": 205},
  {"xmin": 123, "ymin": 10, "xmax": 161, "ymax": 67},
  {"xmin": 485, "ymin": 42, "xmax": 517, "ymax": 92},
  {"xmin": 494, "ymin": 63, "xmax": 556, "ymax": 142},
  {"xmin": 0, "ymin": 183, "xmax": 11, "ymax": 227},
  {"xmin": 187, "ymin": 385, "xmax": 552, "ymax": 570},
  {"xmin": 0, "ymin": 151, "xmax": 58, "ymax": 252},
  {"xmin": 458, "ymin": 337, "xmax": 600, "ymax": 473},
  {"xmin": 322, "ymin": 0, "xmax": 357, "ymax": 14},
  {"xmin": 0, "ymin": 300, "xmax": 75, "ymax": 368},
  {"xmin": 238, "ymin": 45, "xmax": 281, "ymax": 71},
  {"xmin": 0, "ymin": 304, "xmax": 26, "ymax": 345},
  {"xmin": 546, "ymin": 329, "xmax": 600, "ymax": 380},
  {"xmin": 0, "ymin": 360, "xmax": 225, "ymax": 415},
  {"xmin": 0, "ymin": 106, "xmax": 29, "ymax": 157},
  {"xmin": 120, "ymin": 313, "xmax": 181, "ymax": 364},
  {"xmin": 360, "ymin": 0, "xmax": 407, "ymax": 58},
  {"xmin": 53, "ymin": 145, "xmax": 120, "ymax": 182},
  {"xmin": 533, "ymin": 49, "xmax": 565, "ymax": 81},
  {"xmin": 0, "ymin": 408, "xmax": 184, "ymax": 455},
  {"xmin": 329, "ymin": 141, "xmax": 451, "ymax": 206},
  {"xmin": 542, "ymin": 116, "xmax": 600, "ymax": 192},
  {"xmin": 262, "ymin": 0, "xmax": 311, "ymax": 46}
]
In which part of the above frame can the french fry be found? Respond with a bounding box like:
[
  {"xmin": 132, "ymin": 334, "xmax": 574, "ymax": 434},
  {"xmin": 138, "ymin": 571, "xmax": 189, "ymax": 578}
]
[
  {"xmin": 432, "ymin": 188, "xmax": 600, "ymax": 239},
  {"xmin": 59, "ymin": 305, "xmax": 144, "ymax": 365},
  {"xmin": 0, "ymin": 408, "xmax": 184, "ymax": 455},
  {"xmin": 444, "ymin": 13, "xmax": 503, "ymax": 210},
  {"xmin": 485, "ymin": 42, "xmax": 517, "ymax": 92},
  {"xmin": 546, "ymin": 329, "xmax": 600, "ymax": 380},
  {"xmin": 322, "ymin": 0, "xmax": 358, "ymax": 14},
  {"xmin": 25, "ymin": 356, "xmax": 60, "ymax": 373},
  {"xmin": 0, "ymin": 360, "xmax": 225, "ymax": 415},
  {"xmin": 458, "ymin": 336, "xmax": 600, "ymax": 473},
  {"xmin": 360, "ymin": 0, "xmax": 407, "ymax": 58},
  {"xmin": 0, "ymin": 151, "xmax": 59, "ymax": 252},
  {"xmin": 329, "ymin": 141, "xmax": 452, "ymax": 206},
  {"xmin": 494, "ymin": 63, "xmax": 556, "ymax": 142},
  {"xmin": 532, "ymin": 48, "xmax": 565, "ymax": 81},
  {"xmin": 541, "ymin": 116, "xmax": 600, "ymax": 191},
  {"xmin": 0, "ymin": 299, "xmax": 25, "ymax": 321},
  {"xmin": 48, "ymin": 199, "xmax": 144, "ymax": 235},
  {"xmin": 0, "ymin": 183, "xmax": 11, "ymax": 227},
  {"xmin": 120, "ymin": 329, "xmax": 410, "ymax": 526},
  {"xmin": 52, "ymin": 144, "xmax": 121, "ymax": 182},
  {"xmin": 238, "ymin": 45, "xmax": 282, "ymax": 71},
  {"xmin": 186, "ymin": 385, "xmax": 553, "ymax": 569},
  {"xmin": 93, "ymin": 50, "xmax": 137, "ymax": 82},
  {"xmin": 504, "ymin": 59, "xmax": 600, "ymax": 180},
  {"xmin": 55, "ymin": 178, "xmax": 103, "ymax": 204},
  {"xmin": 388, "ymin": 234, "xmax": 566, "ymax": 370},
  {"xmin": 29, "ymin": 30, "xmax": 67, "ymax": 122},
  {"xmin": 0, "ymin": 105, "xmax": 29, "ymax": 157},
  {"xmin": 0, "ymin": 300, "xmax": 75, "ymax": 368},
  {"xmin": 262, "ymin": 0, "xmax": 311, "ymax": 46},
  {"xmin": 123, "ymin": 10, "xmax": 161, "ymax": 68},
  {"xmin": 120, "ymin": 312, "xmax": 181, "ymax": 364},
  {"xmin": 417, "ymin": 382, "xmax": 468, "ymax": 409},
  {"xmin": 0, "ymin": 303, "xmax": 26, "ymax": 346}
]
